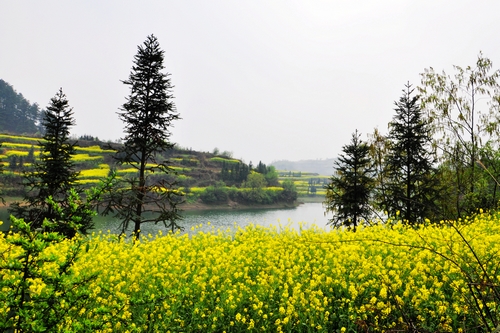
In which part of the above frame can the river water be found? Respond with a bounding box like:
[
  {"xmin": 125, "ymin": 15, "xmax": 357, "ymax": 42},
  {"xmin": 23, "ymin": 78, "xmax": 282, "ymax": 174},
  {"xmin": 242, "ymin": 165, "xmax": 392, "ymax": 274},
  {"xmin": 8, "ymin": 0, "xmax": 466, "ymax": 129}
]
[{"xmin": 1, "ymin": 202, "xmax": 333, "ymax": 235}]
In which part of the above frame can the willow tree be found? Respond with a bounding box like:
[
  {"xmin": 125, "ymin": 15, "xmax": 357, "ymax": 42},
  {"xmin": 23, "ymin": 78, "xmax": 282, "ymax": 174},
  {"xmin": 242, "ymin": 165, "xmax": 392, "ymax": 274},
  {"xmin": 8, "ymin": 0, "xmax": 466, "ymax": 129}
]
[
  {"xmin": 419, "ymin": 52, "xmax": 500, "ymax": 216},
  {"xmin": 105, "ymin": 34, "xmax": 182, "ymax": 238}
]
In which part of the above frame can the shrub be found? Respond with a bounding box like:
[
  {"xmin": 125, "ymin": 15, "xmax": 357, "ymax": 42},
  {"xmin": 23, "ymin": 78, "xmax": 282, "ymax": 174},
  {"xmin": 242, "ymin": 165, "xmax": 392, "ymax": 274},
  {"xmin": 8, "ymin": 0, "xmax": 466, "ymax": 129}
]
[{"xmin": 200, "ymin": 184, "xmax": 229, "ymax": 204}]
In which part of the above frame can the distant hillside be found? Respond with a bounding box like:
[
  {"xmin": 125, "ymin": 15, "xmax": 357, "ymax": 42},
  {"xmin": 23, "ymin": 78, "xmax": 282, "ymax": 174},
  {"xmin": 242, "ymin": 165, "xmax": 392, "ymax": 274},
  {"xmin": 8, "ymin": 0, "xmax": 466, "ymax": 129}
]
[
  {"xmin": 0, "ymin": 133, "xmax": 327, "ymax": 201},
  {"xmin": 271, "ymin": 158, "xmax": 335, "ymax": 176},
  {"xmin": 0, "ymin": 79, "xmax": 43, "ymax": 135},
  {"xmin": 0, "ymin": 133, "xmax": 236, "ymax": 195}
]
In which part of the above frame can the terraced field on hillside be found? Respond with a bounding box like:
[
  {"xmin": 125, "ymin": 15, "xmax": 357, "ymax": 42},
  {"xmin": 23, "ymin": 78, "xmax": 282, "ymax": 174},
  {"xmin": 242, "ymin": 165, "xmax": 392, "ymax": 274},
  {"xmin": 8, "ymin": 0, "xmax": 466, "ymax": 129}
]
[{"xmin": 0, "ymin": 134, "xmax": 329, "ymax": 201}]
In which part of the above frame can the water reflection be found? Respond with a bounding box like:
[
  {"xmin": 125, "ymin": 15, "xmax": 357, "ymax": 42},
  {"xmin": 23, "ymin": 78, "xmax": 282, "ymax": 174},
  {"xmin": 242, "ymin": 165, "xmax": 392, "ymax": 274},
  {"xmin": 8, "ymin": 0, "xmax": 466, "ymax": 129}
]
[
  {"xmin": 93, "ymin": 202, "xmax": 332, "ymax": 236},
  {"xmin": 1, "ymin": 202, "xmax": 333, "ymax": 236}
]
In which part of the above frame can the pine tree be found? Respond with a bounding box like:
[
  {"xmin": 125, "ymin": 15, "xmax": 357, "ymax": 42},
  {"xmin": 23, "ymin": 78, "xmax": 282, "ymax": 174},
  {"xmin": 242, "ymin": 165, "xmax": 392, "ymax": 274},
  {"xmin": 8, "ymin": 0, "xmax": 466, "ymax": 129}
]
[
  {"xmin": 104, "ymin": 34, "xmax": 182, "ymax": 238},
  {"xmin": 256, "ymin": 161, "xmax": 267, "ymax": 174},
  {"xmin": 383, "ymin": 83, "xmax": 440, "ymax": 224},
  {"xmin": 324, "ymin": 130, "xmax": 375, "ymax": 231},
  {"xmin": 35, "ymin": 89, "xmax": 78, "ymax": 199},
  {"xmin": 10, "ymin": 89, "xmax": 90, "ymax": 237}
]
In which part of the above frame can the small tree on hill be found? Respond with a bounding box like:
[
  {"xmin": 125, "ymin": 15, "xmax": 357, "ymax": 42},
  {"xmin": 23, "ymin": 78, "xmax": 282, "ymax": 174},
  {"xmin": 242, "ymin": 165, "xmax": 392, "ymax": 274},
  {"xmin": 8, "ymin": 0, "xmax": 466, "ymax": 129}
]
[
  {"xmin": 103, "ymin": 34, "xmax": 182, "ymax": 238},
  {"xmin": 26, "ymin": 145, "xmax": 35, "ymax": 164},
  {"xmin": 324, "ymin": 130, "xmax": 375, "ymax": 231},
  {"xmin": 8, "ymin": 155, "xmax": 18, "ymax": 170},
  {"xmin": 280, "ymin": 179, "xmax": 298, "ymax": 203}
]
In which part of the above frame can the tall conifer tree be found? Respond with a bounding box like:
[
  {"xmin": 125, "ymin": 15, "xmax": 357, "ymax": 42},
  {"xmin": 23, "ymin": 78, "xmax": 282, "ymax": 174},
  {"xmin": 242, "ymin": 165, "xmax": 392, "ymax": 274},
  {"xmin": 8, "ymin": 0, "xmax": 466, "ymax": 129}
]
[
  {"xmin": 383, "ymin": 83, "xmax": 440, "ymax": 224},
  {"xmin": 10, "ymin": 89, "xmax": 89, "ymax": 237},
  {"xmin": 104, "ymin": 34, "xmax": 182, "ymax": 238},
  {"xmin": 324, "ymin": 130, "xmax": 374, "ymax": 231}
]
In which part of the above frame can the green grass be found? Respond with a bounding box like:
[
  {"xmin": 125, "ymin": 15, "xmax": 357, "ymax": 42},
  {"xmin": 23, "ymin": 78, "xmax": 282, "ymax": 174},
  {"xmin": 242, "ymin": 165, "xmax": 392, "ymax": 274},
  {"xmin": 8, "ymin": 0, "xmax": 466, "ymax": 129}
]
[{"xmin": 210, "ymin": 157, "xmax": 241, "ymax": 164}]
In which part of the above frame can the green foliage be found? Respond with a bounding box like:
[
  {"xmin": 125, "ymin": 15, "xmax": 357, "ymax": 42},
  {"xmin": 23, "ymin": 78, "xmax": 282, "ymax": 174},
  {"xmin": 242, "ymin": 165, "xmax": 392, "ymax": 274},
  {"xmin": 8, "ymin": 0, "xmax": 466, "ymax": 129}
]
[
  {"xmin": 210, "ymin": 156, "xmax": 240, "ymax": 164},
  {"xmin": 199, "ymin": 182, "xmax": 229, "ymax": 204},
  {"xmin": 0, "ymin": 215, "xmax": 104, "ymax": 332},
  {"xmin": 220, "ymin": 160, "xmax": 250, "ymax": 185},
  {"xmin": 324, "ymin": 130, "xmax": 375, "ymax": 230},
  {"xmin": 280, "ymin": 179, "xmax": 298, "ymax": 203},
  {"xmin": 10, "ymin": 89, "xmax": 90, "ymax": 237},
  {"xmin": 8, "ymin": 154, "xmax": 17, "ymax": 170},
  {"xmin": 244, "ymin": 172, "xmax": 266, "ymax": 190},
  {"xmin": 26, "ymin": 145, "xmax": 35, "ymax": 163},
  {"xmin": 180, "ymin": 157, "xmax": 198, "ymax": 167},
  {"xmin": 476, "ymin": 143, "xmax": 500, "ymax": 208},
  {"xmin": 33, "ymin": 88, "xmax": 78, "ymax": 197},
  {"xmin": 265, "ymin": 167, "xmax": 279, "ymax": 186},
  {"xmin": 197, "ymin": 182, "xmax": 295, "ymax": 206},
  {"xmin": 104, "ymin": 35, "xmax": 182, "ymax": 237},
  {"xmin": 419, "ymin": 52, "xmax": 500, "ymax": 217},
  {"xmin": 254, "ymin": 161, "xmax": 279, "ymax": 186},
  {"xmin": 380, "ymin": 83, "xmax": 441, "ymax": 224}
]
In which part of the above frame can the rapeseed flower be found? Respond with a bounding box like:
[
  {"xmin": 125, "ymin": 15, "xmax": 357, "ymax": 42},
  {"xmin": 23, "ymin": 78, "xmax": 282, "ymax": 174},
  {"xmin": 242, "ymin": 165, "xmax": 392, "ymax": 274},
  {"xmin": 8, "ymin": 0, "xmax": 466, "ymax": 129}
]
[{"xmin": 1, "ymin": 214, "xmax": 500, "ymax": 331}]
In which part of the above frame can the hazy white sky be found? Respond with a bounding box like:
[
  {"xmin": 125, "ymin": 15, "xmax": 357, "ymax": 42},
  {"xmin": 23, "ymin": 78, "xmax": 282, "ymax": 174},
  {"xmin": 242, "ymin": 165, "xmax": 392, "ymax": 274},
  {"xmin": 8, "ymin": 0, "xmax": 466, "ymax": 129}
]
[{"xmin": 2, "ymin": 1, "xmax": 500, "ymax": 164}]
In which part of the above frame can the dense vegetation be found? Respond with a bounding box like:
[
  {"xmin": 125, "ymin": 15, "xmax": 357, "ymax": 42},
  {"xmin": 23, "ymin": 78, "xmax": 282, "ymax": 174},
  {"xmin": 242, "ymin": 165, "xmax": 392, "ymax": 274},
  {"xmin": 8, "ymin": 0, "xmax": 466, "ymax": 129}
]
[
  {"xmin": 325, "ymin": 54, "xmax": 500, "ymax": 229},
  {"xmin": 0, "ymin": 133, "xmax": 304, "ymax": 208},
  {"xmin": 1, "ymin": 212, "xmax": 500, "ymax": 332}
]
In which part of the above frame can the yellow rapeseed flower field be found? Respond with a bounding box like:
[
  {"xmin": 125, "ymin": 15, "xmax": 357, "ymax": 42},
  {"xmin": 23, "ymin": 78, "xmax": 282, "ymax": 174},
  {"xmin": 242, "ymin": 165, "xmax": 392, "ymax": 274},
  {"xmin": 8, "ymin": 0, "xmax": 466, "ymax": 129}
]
[
  {"xmin": 1, "ymin": 213, "xmax": 499, "ymax": 332},
  {"xmin": 0, "ymin": 133, "xmax": 42, "ymax": 143},
  {"xmin": 79, "ymin": 164, "xmax": 110, "ymax": 178},
  {"xmin": 5, "ymin": 150, "xmax": 29, "ymax": 157},
  {"xmin": 72, "ymin": 153, "xmax": 104, "ymax": 162},
  {"xmin": 75, "ymin": 145, "xmax": 116, "ymax": 154},
  {"xmin": 0, "ymin": 142, "xmax": 37, "ymax": 149}
]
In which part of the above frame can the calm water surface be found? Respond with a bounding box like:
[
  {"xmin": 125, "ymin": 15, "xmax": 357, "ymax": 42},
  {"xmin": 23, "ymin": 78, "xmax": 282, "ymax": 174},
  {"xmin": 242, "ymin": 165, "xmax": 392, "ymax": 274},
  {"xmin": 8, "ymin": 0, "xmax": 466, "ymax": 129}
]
[
  {"xmin": 94, "ymin": 202, "xmax": 332, "ymax": 236},
  {"xmin": 1, "ymin": 202, "xmax": 333, "ymax": 235}
]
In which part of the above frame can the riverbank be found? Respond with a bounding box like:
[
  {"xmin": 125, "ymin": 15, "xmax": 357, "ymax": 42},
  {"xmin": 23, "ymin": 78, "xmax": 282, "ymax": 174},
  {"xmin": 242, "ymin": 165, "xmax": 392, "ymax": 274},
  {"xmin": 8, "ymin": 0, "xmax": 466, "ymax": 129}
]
[
  {"xmin": 179, "ymin": 195, "xmax": 325, "ymax": 212},
  {"xmin": 1, "ymin": 196, "xmax": 324, "ymax": 214},
  {"xmin": 179, "ymin": 199, "xmax": 302, "ymax": 212}
]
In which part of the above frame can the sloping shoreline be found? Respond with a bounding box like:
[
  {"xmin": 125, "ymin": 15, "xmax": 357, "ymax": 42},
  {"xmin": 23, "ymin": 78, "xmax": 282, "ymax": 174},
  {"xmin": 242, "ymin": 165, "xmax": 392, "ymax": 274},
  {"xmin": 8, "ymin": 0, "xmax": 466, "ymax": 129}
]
[{"xmin": 179, "ymin": 199, "xmax": 302, "ymax": 212}]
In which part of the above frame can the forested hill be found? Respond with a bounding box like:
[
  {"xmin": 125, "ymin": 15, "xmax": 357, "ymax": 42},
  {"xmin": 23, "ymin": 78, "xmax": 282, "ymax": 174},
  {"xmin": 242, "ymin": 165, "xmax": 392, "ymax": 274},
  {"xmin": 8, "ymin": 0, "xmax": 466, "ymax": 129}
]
[
  {"xmin": 0, "ymin": 79, "xmax": 43, "ymax": 135},
  {"xmin": 271, "ymin": 158, "xmax": 335, "ymax": 176}
]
